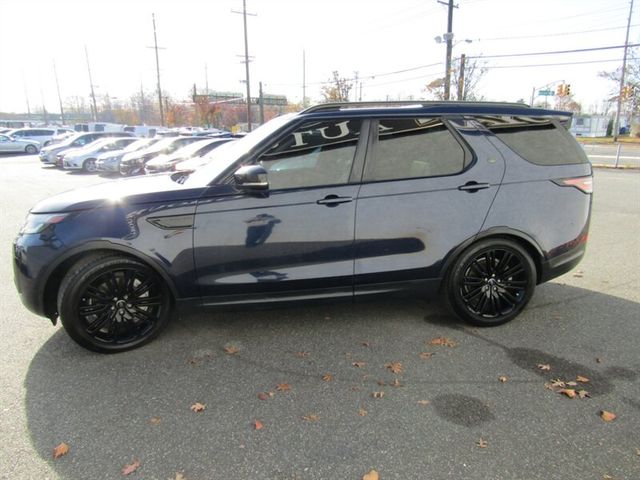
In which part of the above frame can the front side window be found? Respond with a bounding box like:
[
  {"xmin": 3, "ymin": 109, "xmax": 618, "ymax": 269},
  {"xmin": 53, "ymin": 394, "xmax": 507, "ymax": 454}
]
[
  {"xmin": 258, "ymin": 119, "xmax": 362, "ymax": 190},
  {"xmin": 364, "ymin": 118, "xmax": 466, "ymax": 182}
]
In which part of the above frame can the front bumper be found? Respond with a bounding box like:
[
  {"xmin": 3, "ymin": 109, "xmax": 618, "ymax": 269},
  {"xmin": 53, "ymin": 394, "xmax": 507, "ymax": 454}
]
[
  {"xmin": 97, "ymin": 158, "xmax": 121, "ymax": 172},
  {"xmin": 63, "ymin": 158, "xmax": 83, "ymax": 170}
]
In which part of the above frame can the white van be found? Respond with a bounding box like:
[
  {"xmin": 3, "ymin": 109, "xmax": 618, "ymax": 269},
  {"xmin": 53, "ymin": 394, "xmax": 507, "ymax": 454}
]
[{"xmin": 8, "ymin": 127, "xmax": 74, "ymax": 147}]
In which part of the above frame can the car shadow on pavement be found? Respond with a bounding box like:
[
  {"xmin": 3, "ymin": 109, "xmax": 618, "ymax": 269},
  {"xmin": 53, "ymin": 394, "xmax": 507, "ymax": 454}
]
[{"xmin": 23, "ymin": 283, "xmax": 640, "ymax": 480}]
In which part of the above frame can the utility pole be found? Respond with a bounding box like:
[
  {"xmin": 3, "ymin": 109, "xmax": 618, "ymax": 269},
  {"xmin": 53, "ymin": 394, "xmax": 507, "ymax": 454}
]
[
  {"xmin": 259, "ymin": 81, "xmax": 264, "ymax": 124},
  {"xmin": 205, "ymin": 63, "xmax": 209, "ymax": 94},
  {"xmin": 457, "ymin": 54, "xmax": 466, "ymax": 101},
  {"xmin": 22, "ymin": 72, "xmax": 31, "ymax": 120},
  {"xmin": 232, "ymin": 0, "xmax": 256, "ymax": 131},
  {"xmin": 84, "ymin": 45, "xmax": 98, "ymax": 122},
  {"xmin": 443, "ymin": 0, "xmax": 455, "ymax": 100},
  {"xmin": 139, "ymin": 83, "xmax": 146, "ymax": 124},
  {"xmin": 302, "ymin": 50, "xmax": 306, "ymax": 107},
  {"xmin": 53, "ymin": 60, "xmax": 66, "ymax": 125},
  {"xmin": 359, "ymin": 82, "xmax": 363, "ymax": 102},
  {"xmin": 613, "ymin": 0, "xmax": 634, "ymax": 141},
  {"xmin": 354, "ymin": 71, "xmax": 359, "ymax": 102},
  {"xmin": 151, "ymin": 13, "xmax": 165, "ymax": 127},
  {"xmin": 38, "ymin": 76, "xmax": 49, "ymax": 125}
]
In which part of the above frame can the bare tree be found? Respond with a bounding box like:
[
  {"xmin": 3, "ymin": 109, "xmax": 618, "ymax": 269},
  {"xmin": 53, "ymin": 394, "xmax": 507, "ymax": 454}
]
[
  {"xmin": 599, "ymin": 48, "xmax": 639, "ymax": 118},
  {"xmin": 320, "ymin": 71, "xmax": 353, "ymax": 103},
  {"xmin": 425, "ymin": 57, "xmax": 487, "ymax": 101}
]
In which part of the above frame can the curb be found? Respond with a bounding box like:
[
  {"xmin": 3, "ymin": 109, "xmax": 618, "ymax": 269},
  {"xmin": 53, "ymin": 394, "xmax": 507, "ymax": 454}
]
[{"xmin": 591, "ymin": 164, "xmax": 640, "ymax": 170}]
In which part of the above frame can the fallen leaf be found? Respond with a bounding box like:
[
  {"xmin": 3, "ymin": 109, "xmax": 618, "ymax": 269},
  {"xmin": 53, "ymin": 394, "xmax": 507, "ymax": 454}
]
[
  {"xmin": 371, "ymin": 391, "xmax": 385, "ymax": 399},
  {"xmin": 636, "ymin": 448, "xmax": 640, "ymax": 456},
  {"xmin": 600, "ymin": 410, "xmax": 616, "ymax": 422},
  {"xmin": 294, "ymin": 351, "xmax": 309, "ymax": 358},
  {"xmin": 362, "ymin": 469, "xmax": 379, "ymax": 480},
  {"xmin": 578, "ymin": 390, "xmax": 591, "ymax": 399},
  {"xmin": 573, "ymin": 270, "xmax": 584, "ymax": 278},
  {"xmin": 53, "ymin": 442, "xmax": 69, "ymax": 459},
  {"xmin": 223, "ymin": 345, "xmax": 239, "ymax": 354},
  {"xmin": 419, "ymin": 352, "xmax": 434, "ymax": 359},
  {"xmin": 559, "ymin": 388, "xmax": 577, "ymax": 399},
  {"xmin": 544, "ymin": 382, "xmax": 555, "ymax": 390},
  {"xmin": 358, "ymin": 407, "xmax": 368, "ymax": 416},
  {"xmin": 190, "ymin": 402, "xmax": 206, "ymax": 413},
  {"xmin": 258, "ymin": 392, "xmax": 270, "ymax": 401},
  {"xmin": 476, "ymin": 438, "xmax": 488, "ymax": 448},
  {"xmin": 428, "ymin": 336, "xmax": 456, "ymax": 347},
  {"xmin": 550, "ymin": 379, "xmax": 565, "ymax": 388},
  {"xmin": 361, "ymin": 341, "xmax": 371, "ymax": 347},
  {"xmin": 352, "ymin": 361, "xmax": 366, "ymax": 368},
  {"xmin": 566, "ymin": 381, "xmax": 578, "ymax": 387},
  {"xmin": 498, "ymin": 376, "xmax": 508, "ymax": 383},
  {"xmin": 253, "ymin": 419, "xmax": 264, "ymax": 430},
  {"xmin": 417, "ymin": 400, "xmax": 430, "ymax": 406},
  {"xmin": 537, "ymin": 363, "xmax": 551, "ymax": 371},
  {"xmin": 385, "ymin": 362, "xmax": 403, "ymax": 374},
  {"xmin": 352, "ymin": 386, "xmax": 362, "ymax": 391},
  {"xmin": 576, "ymin": 375, "xmax": 590, "ymax": 383},
  {"xmin": 321, "ymin": 374, "xmax": 334, "ymax": 382},
  {"xmin": 302, "ymin": 413, "xmax": 320, "ymax": 422},
  {"xmin": 596, "ymin": 357, "xmax": 603, "ymax": 363},
  {"xmin": 377, "ymin": 380, "xmax": 386, "ymax": 386},
  {"xmin": 122, "ymin": 459, "xmax": 141, "ymax": 476},
  {"xmin": 276, "ymin": 383, "xmax": 291, "ymax": 392},
  {"xmin": 174, "ymin": 473, "xmax": 186, "ymax": 480},
  {"xmin": 551, "ymin": 315, "xmax": 563, "ymax": 321},
  {"xmin": 391, "ymin": 379, "xmax": 402, "ymax": 388},
  {"xmin": 149, "ymin": 417, "xmax": 161, "ymax": 425}
]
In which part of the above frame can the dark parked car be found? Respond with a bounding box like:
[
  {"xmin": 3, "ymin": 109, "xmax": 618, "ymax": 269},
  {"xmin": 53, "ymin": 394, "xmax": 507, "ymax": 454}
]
[{"xmin": 13, "ymin": 101, "xmax": 592, "ymax": 353}]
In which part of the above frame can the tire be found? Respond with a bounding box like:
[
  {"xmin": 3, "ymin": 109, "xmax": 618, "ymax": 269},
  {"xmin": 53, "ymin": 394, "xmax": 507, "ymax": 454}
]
[
  {"xmin": 57, "ymin": 254, "xmax": 172, "ymax": 353},
  {"xmin": 44, "ymin": 141, "xmax": 51, "ymax": 147},
  {"xmin": 82, "ymin": 158, "xmax": 97, "ymax": 172},
  {"xmin": 443, "ymin": 238, "xmax": 536, "ymax": 327},
  {"xmin": 25, "ymin": 144, "xmax": 38, "ymax": 154}
]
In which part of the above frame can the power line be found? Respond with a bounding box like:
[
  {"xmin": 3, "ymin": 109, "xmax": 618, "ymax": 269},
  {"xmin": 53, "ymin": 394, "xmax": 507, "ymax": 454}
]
[
  {"xmin": 477, "ymin": 23, "xmax": 640, "ymax": 42},
  {"xmin": 482, "ymin": 58, "xmax": 622, "ymax": 69},
  {"xmin": 467, "ymin": 43, "xmax": 640, "ymax": 60}
]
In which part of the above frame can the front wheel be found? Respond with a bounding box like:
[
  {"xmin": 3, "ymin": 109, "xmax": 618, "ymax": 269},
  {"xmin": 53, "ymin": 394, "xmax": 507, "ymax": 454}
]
[
  {"xmin": 443, "ymin": 239, "xmax": 536, "ymax": 327},
  {"xmin": 57, "ymin": 254, "xmax": 172, "ymax": 353},
  {"xmin": 25, "ymin": 144, "xmax": 38, "ymax": 154},
  {"xmin": 82, "ymin": 158, "xmax": 97, "ymax": 172}
]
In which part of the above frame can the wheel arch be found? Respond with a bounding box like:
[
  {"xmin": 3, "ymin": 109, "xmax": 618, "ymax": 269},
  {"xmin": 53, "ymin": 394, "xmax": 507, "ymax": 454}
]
[
  {"xmin": 42, "ymin": 242, "xmax": 179, "ymax": 321},
  {"xmin": 439, "ymin": 228, "xmax": 545, "ymax": 286}
]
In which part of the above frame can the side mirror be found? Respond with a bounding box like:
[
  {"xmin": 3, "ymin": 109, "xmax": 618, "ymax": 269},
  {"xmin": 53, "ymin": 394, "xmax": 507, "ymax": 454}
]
[{"xmin": 234, "ymin": 165, "xmax": 269, "ymax": 190}]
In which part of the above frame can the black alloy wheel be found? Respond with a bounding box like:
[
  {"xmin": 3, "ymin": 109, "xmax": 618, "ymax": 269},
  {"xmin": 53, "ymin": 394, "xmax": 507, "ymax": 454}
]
[
  {"xmin": 444, "ymin": 239, "xmax": 536, "ymax": 326},
  {"xmin": 58, "ymin": 254, "xmax": 171, "ymax": 352}
]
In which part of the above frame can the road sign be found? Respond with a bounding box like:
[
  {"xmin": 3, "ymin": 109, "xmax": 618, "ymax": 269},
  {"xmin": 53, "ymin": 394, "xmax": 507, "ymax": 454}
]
[{"xmin": 538, "ymin": 89, "xmax": 555, "ymax": 96}]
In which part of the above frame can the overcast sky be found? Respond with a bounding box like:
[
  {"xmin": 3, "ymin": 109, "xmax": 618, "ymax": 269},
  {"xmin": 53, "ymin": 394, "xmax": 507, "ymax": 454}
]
[{"xmin": 0, "ymin": 0, "xmax": 638, "ymax": 116}]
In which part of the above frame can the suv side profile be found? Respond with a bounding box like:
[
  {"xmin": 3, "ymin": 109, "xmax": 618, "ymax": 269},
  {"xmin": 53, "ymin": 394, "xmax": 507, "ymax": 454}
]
[{"xmin": 13, "ymin": 102, "xmax": 592, "ymax": 353}]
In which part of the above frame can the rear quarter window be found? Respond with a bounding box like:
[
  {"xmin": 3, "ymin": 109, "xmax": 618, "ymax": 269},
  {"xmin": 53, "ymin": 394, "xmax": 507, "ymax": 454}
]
[{"xmin": 489, "ymin": 122, "xmax": 588, "ymax": 166}]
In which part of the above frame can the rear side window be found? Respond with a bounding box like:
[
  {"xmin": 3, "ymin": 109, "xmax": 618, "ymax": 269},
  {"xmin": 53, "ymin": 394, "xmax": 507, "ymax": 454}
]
[
  {"xmin": 489, "ymin": 121, "xmax": 588, "ymax": 166},
  {"xmin": 364, "ymin": 118, "xmax": 466, "ymax": 182}
]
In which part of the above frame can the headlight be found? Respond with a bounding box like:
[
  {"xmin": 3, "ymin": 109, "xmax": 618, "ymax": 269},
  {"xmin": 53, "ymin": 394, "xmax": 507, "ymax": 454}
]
[{"xmin": 20, "ymin": 213, "xmax": 68, "ymax": 234}]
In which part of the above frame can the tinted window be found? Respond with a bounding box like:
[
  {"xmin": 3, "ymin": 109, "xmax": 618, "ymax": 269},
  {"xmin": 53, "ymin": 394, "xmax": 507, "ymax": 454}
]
[
  {"xmin": 488, "ymin": 121, "xmax": 588, "ymax": 166},
  {"xmin": 259, "ymin": 119, "xmax": 362, "ymax": 190},
  {"xmin": 364, "ymin": 118, "xmax": 466, "ymax": 182}
]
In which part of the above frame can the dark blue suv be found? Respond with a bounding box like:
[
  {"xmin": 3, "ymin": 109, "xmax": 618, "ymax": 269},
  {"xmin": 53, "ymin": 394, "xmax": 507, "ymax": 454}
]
[{"xmin": 13, "ymin": 102, "xmax": 593, "ymax": 352}]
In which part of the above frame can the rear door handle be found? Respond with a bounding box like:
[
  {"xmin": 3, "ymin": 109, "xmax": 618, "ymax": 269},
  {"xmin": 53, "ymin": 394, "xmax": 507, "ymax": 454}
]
[
  {"xmin": 458, "ymin": 181, "xmax": 491, "ymax": 192},
  {"xmin": 317, "ymin": 195, "xmax": 353, "ymax": 206}
]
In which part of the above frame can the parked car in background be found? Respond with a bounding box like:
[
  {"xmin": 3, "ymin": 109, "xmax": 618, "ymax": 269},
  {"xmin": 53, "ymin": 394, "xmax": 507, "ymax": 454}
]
[
  {"xmin": 123, "ymin": 125, "xmax": 165, "ymax": 138},
  {"xmin": 73, "ymin": 122, "xmax": 126, "ymax": 133},
  {"xmin": 96, "ymin": 138, "xmax": 161, "ymax": 174},
  {"xmin": 144, "ymin": 138, "xmax": 233, "ymax": 173},
  {"xmin": 62, "ymin": 137, "xmax": 139, "ymax": 172},
  {"xmin": 0, "ymin": 133, "xmax": 40, "ymax": 154},
  {"xmin": 119, "ymin": 136, "xmax": 202, "ymax": 176},
  {"xmin": 39, "ymin": 131, "xmax": 136, "ymax": 165},
  {"xmin": 174, "ymin": 140, "xmax": 235, "ymax": 172},
  {"xmin": 50, "ymin": 130, "xmax": 76, "ymax": 144},
  {"xmin": 7, "ymin": 127, "xmax": 74, "ymax": 147}
]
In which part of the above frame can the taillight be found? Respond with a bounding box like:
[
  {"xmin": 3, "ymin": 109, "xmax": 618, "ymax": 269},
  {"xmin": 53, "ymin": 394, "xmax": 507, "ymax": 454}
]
[{"xmin": 553, "ymin": 176, "xmax": 593, "ymax": 194}]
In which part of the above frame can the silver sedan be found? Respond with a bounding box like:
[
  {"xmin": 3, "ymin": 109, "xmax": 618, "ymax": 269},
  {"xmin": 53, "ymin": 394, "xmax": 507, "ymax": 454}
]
[{"xmin": 0, "ymin": 134, "xmax": 40, "ymax": 154}]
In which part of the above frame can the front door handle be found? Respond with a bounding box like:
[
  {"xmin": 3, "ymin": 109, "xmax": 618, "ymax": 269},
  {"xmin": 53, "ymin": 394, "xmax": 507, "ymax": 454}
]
[
  {"xmin": 458, "ymin": 181, "xmax": 491, "ymax": 192},
  {"xmin": 317, "ymin": 195, "xmax": 353, "ymax": 207}
]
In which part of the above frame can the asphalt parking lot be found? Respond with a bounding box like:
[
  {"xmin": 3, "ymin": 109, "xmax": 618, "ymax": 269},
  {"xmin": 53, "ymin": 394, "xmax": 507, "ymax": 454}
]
[{"xmin": 0, "ymin": 155, "xmax": 638, "ymax": 480}]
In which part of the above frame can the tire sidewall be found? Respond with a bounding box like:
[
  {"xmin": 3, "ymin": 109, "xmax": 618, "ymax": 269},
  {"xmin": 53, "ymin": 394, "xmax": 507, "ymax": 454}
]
[
  {"xmin": 58, "ymin": 257, "xmax": 171, "ymax": 353},
  {"xmin": 444, "ymin": 239, "xmax": 536, "ymax": 327}
]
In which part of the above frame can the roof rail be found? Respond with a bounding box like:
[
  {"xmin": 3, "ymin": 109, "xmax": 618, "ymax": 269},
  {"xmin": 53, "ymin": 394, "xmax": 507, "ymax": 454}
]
[{"xmin": 301, "ymin": 100, "xmax": 531, "ymax": 114}]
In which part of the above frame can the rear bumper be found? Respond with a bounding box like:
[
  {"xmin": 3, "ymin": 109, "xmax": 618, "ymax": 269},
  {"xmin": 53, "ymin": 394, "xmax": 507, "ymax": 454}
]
[{"xmin": 539, "ymin": 234, "xmax": 588, "ymax": 283}]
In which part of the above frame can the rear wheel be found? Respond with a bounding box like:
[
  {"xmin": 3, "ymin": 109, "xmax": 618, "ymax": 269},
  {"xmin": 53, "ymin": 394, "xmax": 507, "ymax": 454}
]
[
  {"xmin": 443, "ymin": 239, "xmax": 536, "ymax": 326},
  {"xmin": 57, "ymin": 254, "xmax": 172, "ymax": 353},
  {"xmin": 25, "ymin": 144, "xmax": 38, "ymax": 154}
]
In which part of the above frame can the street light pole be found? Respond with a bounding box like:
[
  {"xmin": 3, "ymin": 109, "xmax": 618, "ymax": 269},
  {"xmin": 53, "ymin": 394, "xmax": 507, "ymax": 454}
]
[
  {"xmin": 152, "ymin": 13, "xmax": 165, "ymax": 127},
  {"xmin": 613, "ymin": 0, "xmax": 634, "ymax": 142},
  {"xmin": 443, "ymin": 0, "xmax": 454, "ymax": 100}
]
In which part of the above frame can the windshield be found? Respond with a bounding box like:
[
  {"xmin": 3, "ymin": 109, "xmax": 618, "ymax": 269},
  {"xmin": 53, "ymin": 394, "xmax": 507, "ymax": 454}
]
[
  {"xmin": 123, "ymin": 138, "xmax": 157, "ymax": 152},
  {"xmin": 182, "ymin": 114, "xmax": 296, "ymax": 187}
]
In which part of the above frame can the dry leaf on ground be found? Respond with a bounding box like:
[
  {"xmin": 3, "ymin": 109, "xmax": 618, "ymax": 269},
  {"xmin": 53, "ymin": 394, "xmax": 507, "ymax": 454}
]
[
  {"xmin": 254, "ymin": 419, "xmax": 264, "ymax": 430},
  {"xmin": 258, "ymin": 392, "xmax": 271, "ymax": 401},
  {"xmin": 362, "ymin": 469, "xmax": 379, "ymax": 480},
  {"xmin": 174, "ymin": 473, "xmax": 186, "ymax": 480},
  {"xmin": 498, "ymin": 376, "xmax": 508, "ymax": 383},
  {"xmin": 361, "ymin": 341, "xmax": 371, "ymax": 347},
  {"xmin": 223, "ymin": 345, "xmax": 239, "ymax": 354},
  {"xmin": 550, "ymin": 379, "xmax": 565, "ymax": 388},
  {"xmin": 385, "ymin": 362, "xmax": 403, "ymax": 374},
  {"xmin": 371, "ymin": 391, "xmax": 385, "ymax": 399},
  {"xmin": 417, "ymin": 400, "xmax": 430, "ymax": 406},
  {"xmin": 190, "ymin": 402, "xmax": 206, "ymax": 413},
  {"xmin": 276, "ymin": 383, "xmax": 291, "ymax": 392},
  {"xmin": 358, "ymin": 407, "xmax": 368, "ymax": 416},
  {"xmin": 576, "ymin": 375, "xmax": 590, "ymax": 383},
  {"xmin": 419, "ymin": 352, "xmax": 434, "ymax": 359},
  {"xmin": 302, "ymin": 413, "xmax": 320, "ymax": 422},
  {"xmin": 294, "ymin": 351, "xmax": 309, "ymax": 358},
  {"xmin": 122, "ymin": 459, "xmax": 141, "ymax": 476},
  {"xmin": 537, "ymin": 363, "xmax": 551, "ymax": 371},
  {"xmin": 578, "ymin": 390, "xmax": 591, "ymax": 399},
  {"xmin": 321, "ymin": 374, "xmax": 334, "ymax": 382},
  {"xmin": 559, "ymin": 388, "xmax": 577, "ymax": 399},
  {"xmin": 149, "ymin": 417, "xmax": 161, "ymax": 425},
  {"xmin": 391, "ymin": 379, "xmax": 402, "ymax": 388},
  {"xmin": 600, "ymin": 410, "xmax": 617, "ymax": 422},
  {"xmin": 53, "ymin": 442, "xmax": 69, "ymax": 459},
  {"xmin": 352, "ymin": 361, "xmax": 366, "ymax": 368},
  {"xmin": 477, "ymin": 438, "xmax": 488, "ymax": 448},
  {"xmin": 428, "ymin": 336, "xmax": 456, "ymax": 347}
]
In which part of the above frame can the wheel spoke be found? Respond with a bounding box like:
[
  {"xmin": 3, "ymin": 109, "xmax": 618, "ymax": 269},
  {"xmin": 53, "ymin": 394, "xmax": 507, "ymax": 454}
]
[
  {"xmin": 79, "ymin": 303, "xmax": 108, "ymax": 315},
  {"xmin": 132, "ymin": 279, "xmax": 154, "ymax": 297},
  {"xmin": 463, "ymin": 286, "xmax": 484, "ymax": 302},
  {"xmin": 85, "ymin": 285, "xmax": 112, "ymax": 303},
  {"xmin": 86, "ymin": 309, "xmax": 114, "ymax": 334},
  {"xmin": 129, "ymin": 296, "xmax": 162, "ymax": 307},
  {"xmin": 496, "ymin": 251, "xmax": 514, "ymax": 274},
  {"xmin": 502, "ymin": 264, "xmax": 524, "ymax": 278}
]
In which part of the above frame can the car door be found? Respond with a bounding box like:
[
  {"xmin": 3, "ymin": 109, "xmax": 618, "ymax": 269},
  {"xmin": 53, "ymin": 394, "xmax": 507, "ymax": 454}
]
[
  {"xmin": 193, "ymin": 118, "xmax": 368, "ymax": 304},
  {"xmin": 353, "ymin": 117, "xmax": 506, "ymax": 295},
  {"xmin": 0, "ymin": 134, "xmax": 20, "ymax": 152}
]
